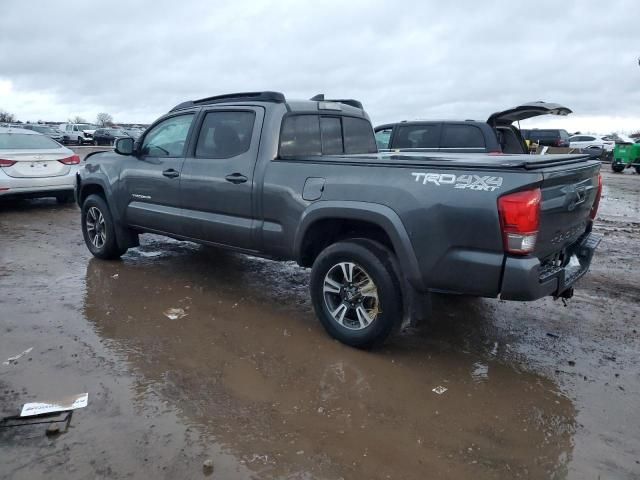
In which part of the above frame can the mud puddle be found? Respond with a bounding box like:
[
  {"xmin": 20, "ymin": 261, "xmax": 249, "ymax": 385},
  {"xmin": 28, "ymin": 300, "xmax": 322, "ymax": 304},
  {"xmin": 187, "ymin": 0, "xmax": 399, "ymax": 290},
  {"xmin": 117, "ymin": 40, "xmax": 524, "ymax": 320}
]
[{"xmin": 1, "ymin": 169, "xmax": 639, "ymax": 479}]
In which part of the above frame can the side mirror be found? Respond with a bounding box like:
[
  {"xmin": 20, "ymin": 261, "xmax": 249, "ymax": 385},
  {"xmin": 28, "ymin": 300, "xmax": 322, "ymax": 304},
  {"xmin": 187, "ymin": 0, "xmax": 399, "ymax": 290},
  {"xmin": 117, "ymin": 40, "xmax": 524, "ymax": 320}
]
[{"xmin": 114, "ymin": 137, "xmax": 135, "ymax": 156}]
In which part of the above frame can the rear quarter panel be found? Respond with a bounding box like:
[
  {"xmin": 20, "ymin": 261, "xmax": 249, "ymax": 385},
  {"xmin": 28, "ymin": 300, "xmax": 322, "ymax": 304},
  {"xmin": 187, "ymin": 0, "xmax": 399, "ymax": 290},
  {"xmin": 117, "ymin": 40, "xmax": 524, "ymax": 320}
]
[{"xmin": 262, "ymin": 158, "xmax": 543, "ymax": 296}]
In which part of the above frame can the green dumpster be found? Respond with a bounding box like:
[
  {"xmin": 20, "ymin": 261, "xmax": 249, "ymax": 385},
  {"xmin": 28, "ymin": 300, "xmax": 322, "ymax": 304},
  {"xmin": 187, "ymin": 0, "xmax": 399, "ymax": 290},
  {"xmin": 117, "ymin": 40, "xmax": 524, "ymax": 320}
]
[{"xmin": 612, "ymin": 142, "xmax": 640, "ymax": 173}]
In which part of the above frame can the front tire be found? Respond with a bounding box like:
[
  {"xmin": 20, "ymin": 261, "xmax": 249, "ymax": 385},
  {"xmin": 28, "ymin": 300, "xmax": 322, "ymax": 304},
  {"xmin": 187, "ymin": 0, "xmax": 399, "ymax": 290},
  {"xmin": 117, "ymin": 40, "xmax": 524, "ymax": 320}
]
[
  {"xmin": 310, "ymin": 240, "xmax": 403, "ymax": 348},
  {"xmin": 81, "ymin": 194, "xmax": 127, "ymax": 260},
  {"xmin": 612, "ymin": 162, "xmax": 624, "ymax": 173}
]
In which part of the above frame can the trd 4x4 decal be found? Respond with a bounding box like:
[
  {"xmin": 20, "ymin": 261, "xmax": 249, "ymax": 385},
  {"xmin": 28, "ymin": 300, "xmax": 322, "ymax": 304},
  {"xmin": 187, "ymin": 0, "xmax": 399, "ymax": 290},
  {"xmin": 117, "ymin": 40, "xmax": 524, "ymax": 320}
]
[{"xmin": 411, "ymin": 172, "xmax": 503, "ymax": 192}]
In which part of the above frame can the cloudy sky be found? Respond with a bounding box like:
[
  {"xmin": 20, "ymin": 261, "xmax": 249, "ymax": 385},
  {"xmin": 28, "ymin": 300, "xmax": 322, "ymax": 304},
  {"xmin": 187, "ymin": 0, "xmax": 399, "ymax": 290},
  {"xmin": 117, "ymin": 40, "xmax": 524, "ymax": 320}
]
[{"xmin": 1, "ymin": 0, "xmax": 638, "ymax": 133}]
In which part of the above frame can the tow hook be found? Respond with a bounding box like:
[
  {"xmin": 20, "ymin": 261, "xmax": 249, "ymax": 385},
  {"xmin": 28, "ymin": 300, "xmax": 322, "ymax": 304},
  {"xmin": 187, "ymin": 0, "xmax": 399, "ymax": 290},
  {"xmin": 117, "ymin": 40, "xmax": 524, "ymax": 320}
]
[
  {"xmin": 560, "ymin": 287, "xmax": 574, "ymax": 299},
  {"xmin": 556, "ymin": 287, "xmax": 574, "ymax": 305}
]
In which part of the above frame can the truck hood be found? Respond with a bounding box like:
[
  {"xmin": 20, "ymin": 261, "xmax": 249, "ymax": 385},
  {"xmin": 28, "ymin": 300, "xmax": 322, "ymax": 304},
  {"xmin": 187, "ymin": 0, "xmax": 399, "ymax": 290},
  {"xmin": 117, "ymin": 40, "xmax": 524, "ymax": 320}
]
[{"xmin": 487, "ymin": 101, "xmax": 572, "ymax": 126}]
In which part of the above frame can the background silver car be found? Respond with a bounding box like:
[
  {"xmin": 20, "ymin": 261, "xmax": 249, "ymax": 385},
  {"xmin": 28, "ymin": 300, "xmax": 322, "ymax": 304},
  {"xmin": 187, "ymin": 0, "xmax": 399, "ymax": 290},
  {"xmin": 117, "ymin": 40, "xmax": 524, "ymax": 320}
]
[{"xmin": 0, "ymin": 127, "xmax": 80, "ymax": 203}]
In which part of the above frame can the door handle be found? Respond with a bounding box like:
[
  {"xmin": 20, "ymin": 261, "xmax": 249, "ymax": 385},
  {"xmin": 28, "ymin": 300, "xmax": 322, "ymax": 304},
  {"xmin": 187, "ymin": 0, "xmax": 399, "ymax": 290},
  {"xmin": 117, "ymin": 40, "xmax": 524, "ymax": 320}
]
[
  {"xmin": 162, "ymin": 169, "xmax": 180, "ymax": 178},
  {"xmin": 225, "ymin": 173, "xmax": 248, "ymax": 184}
]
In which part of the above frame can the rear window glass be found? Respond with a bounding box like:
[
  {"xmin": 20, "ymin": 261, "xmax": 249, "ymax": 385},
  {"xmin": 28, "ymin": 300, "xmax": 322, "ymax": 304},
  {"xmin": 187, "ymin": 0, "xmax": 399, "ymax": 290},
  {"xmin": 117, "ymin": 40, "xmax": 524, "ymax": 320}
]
[
  {"xmin": 394, "ymin": 124, "xmax": 440, "ymax": 148},
  {"xmin": 280, "ymin": 115, "xmax": 321, "ymax": 157},
  {"xmin": 280, "ymin": 115, "xmax": 376, "ymax": 157},
  {"xmin": 528, "ymin": 130, "xmax": 561, "ymax": 140},
  {"xmin": 441, "ymin": 125, "xmax": 485, "ymax": 148},
  {"xmin": 0, "ymin": 133, "xmax": 60, "ymax": 149},
  {"xmin": 320, "ymin": 117, "xmax": 344, "ymax": 155},
  {"xmin": 342, "ymin": 117, "xmax": 377, "ymax": 154}
]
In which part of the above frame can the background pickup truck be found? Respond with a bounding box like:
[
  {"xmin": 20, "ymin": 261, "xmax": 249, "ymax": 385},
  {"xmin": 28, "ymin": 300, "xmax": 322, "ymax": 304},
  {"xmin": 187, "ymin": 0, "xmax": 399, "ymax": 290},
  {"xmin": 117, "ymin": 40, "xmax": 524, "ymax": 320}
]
[{"xmin": 76, "ymin": 91, "xmax": 602, "ymax": 348}]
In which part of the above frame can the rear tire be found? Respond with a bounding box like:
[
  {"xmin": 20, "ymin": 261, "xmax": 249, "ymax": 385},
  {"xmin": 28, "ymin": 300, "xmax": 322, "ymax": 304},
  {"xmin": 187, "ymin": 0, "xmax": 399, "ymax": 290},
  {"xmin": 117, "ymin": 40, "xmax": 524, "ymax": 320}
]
[
  {"xmin": 77, "ymin": 136, "xmax": 83, "ymax": 145},
  {"xmin": 310, "ymin": 240, "xmax": 403, "ymax": 349},
  {"xmin": 635, "ymin": 166, "xmax": 640, "ymax": 175},
  {"xmin": 81, "ymin": 194, "xmax": 127, "ymax": 260}
]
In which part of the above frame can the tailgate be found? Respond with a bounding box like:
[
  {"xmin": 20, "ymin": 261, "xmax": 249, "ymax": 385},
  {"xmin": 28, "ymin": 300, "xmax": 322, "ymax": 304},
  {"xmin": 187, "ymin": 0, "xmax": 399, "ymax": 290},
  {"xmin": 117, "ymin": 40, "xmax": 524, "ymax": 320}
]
[{"xmin": 535, "ymin": 161, "xmax": 600, "ymax": 260}]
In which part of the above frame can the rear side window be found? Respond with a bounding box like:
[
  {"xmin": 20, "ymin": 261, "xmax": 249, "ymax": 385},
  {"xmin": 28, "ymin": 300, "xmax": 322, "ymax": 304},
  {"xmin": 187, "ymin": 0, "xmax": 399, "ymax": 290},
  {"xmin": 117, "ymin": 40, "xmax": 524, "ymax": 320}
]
[
  {"xmin": 0, "ymin": 133, "xmax": 60, "ymax": 149},
  {"xmin": 320, "ymin": 117, "xmax": 343, "ymax": 154},
  {"xmin": 394, "ymin": 124, "xmax": 440, "ymax": 148},
  {"xmin": 196, "ymin": 111, "xmax": 255, "ymax": 158},
  {"xmin": 441, "ymin": 124, "xmax": 485, "ymax": 148},
  {"xmin": 280, "ymin": 115, "xmax": 321, "ymax": 157},
  {"xmin": 342, "ymin": 117, "xmax": 377, "ymax": 154}
]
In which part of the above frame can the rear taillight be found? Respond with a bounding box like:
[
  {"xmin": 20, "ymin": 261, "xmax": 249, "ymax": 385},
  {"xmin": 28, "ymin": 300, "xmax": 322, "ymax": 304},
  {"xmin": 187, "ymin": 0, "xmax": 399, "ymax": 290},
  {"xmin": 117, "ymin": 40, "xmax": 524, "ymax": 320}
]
[
  {"xmin": 590, "ymin": 173, "xmax": 603, "ymax": 220},
  {"xmin": 498, "ymin": 188, "xmax": 541, "ymax": 255},
  {"xmin": 58, "ymin": 155, "xmax": 80, "ymax": 165},
  {"xmin": 0, "ymin": 159, "xmax": 17, "ymax": 167}
]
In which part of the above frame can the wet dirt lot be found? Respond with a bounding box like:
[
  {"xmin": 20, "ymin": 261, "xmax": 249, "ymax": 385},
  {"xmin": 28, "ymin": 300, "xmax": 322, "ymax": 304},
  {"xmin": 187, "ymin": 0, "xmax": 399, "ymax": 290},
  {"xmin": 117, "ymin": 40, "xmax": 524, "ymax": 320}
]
[{"xmin": 1, "ymin": 165, "xmax": 639, "ymax": 479}]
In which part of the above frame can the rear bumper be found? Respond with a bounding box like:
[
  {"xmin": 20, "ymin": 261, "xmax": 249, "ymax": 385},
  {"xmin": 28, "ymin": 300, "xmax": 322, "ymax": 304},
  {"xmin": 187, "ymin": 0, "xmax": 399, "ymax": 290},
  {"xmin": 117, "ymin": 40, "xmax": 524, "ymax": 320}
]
[
  {"xmin": 0, "ymin": 167, "xmax": 78, "ymax": 198},
  {"xmin": 500, "ymin": 232, "xmax": 601, "ymax": 301}
]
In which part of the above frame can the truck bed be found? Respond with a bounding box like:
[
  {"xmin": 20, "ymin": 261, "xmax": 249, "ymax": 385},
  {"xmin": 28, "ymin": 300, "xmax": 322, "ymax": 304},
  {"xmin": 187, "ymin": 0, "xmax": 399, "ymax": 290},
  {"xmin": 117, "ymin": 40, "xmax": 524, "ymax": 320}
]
[{"xmin": 289, "ymin": 152, "xmax": 594, "ymax": 170}]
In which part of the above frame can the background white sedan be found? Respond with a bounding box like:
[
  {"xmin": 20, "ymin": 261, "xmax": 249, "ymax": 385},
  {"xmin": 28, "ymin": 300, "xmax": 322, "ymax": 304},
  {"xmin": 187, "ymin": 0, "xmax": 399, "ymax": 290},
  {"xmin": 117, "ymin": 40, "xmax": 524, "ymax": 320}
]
[
  {"xmin": 569, "ymin": 134, "xmax": 616, "ymax": 152},
  {"xmin": 0, "ymin": 127, "xmax": 80, "ymax": 203}
]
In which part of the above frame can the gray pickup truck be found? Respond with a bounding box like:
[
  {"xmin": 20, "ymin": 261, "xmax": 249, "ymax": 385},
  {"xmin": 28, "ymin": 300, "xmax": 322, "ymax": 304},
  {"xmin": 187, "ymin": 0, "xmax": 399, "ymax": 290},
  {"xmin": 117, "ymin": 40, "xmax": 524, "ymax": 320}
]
[{"xmin": 76, "ymin": 91, "xmax": 602, "ymax": 348}]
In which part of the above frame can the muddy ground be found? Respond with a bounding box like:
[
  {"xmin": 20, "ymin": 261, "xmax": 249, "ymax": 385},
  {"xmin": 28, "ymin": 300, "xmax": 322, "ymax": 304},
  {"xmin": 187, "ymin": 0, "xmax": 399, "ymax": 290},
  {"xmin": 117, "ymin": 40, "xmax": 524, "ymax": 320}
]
[{"xmin": 0, "ymin": 160, "xmax": 639, "ymax": 479}]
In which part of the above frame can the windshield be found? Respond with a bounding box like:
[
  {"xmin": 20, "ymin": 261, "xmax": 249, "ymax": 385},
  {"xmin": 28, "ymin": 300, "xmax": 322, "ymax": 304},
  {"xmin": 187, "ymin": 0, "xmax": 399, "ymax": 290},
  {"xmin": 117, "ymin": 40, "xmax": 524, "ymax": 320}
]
[
  {"xmin": 78, "ymin": 124, "xmax": 97, "ymax": 130},
  {"xmin": 0, "ymin": 133, "xmax": 62, "ymax": 149}
]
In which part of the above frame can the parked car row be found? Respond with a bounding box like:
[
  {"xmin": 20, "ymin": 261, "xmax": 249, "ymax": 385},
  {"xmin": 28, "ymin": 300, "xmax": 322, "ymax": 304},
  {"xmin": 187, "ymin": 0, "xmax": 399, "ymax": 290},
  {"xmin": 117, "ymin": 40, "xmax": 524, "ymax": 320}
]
[
  {"xmin": 93, "ymin": 127, "xmax": 143, "ymax": 145},
  {"xmin": 19, "ymin": 124, "xmax": 64, "ymax": 143},
  {"xmin": 0, "ymin": 123, "xmax": 147, "ymax": 145}
]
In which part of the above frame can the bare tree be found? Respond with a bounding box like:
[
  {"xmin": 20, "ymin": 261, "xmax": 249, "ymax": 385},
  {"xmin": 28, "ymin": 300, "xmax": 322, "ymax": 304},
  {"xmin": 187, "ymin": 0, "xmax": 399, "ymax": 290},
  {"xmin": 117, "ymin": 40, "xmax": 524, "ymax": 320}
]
[
  {"xmin": 0, "ymin": 110, "xmax": 16, "ymax": 123},
  {"xmin": 96, "ymin": 112, "xmax": 114, "ymax": 127},
  {"xmin": 69, "ymin": 115, "xmax": 87, "ymax": 124}
]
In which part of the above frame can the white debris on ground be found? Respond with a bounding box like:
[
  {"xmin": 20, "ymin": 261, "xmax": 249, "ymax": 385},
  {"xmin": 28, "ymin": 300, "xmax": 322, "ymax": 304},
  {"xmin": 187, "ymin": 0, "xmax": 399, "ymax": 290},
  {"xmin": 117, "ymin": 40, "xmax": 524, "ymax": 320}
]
[
  {"xmin": 163, "ymin": 308, "xmax": 187, "ymax": 320},
  {"xmin": 20, "ymin": 393, "xmax": 89, "ymax": 417},
  {"xmin": 432, "ymin": 386, "xmax": 448, "ymax": 395},
  {"xmin": 3, "ymin": 347, "xmax": 33, "ymax": 366}
]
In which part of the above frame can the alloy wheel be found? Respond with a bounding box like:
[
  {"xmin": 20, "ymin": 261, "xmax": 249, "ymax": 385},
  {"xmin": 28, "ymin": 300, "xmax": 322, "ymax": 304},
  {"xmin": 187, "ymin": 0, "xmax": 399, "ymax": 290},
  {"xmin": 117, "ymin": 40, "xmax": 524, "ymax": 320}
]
[
  {"xmin": 322, "ymin": 262, "xmax": 380, "ymax": 330},
  {"xmin": 85, "ymin": 206, "xmax": 106, "ymax": 249}
]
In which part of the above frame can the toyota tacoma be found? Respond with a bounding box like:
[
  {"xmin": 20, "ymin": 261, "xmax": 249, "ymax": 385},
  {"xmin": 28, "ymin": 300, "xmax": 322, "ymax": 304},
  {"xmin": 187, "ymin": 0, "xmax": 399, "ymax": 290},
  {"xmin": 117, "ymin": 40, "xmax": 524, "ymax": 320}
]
[{"xmin": 76, "ymin": 91, "xmax": 602, "ymax": 348}]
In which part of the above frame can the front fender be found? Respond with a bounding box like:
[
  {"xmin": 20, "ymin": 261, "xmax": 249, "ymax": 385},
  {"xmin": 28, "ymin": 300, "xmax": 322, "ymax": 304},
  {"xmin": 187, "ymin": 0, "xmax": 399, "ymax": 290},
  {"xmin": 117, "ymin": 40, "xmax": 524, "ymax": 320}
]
[
  {"xmin": 294, "ymin": 201, "xmax": 426, "ymax": 291},
  {"xmin": 76, "ymin": 167, "xmax": 137, "ymax": 250}
]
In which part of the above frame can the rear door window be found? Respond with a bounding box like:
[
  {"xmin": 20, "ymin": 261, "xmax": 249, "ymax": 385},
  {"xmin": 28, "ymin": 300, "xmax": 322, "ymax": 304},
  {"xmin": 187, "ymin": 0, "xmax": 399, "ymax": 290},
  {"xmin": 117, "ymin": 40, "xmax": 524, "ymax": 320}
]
[
  {"xmin": 393, "ymin": 124, "xmax": 440, "ymax": 148},
  {"xmin": 440, "ymin": 124, "xmax": 485, "ymax": 148},
  {"xmin": 342, "ymin": 117, "xmax": 377, "ymax": 154},
  {"xmin": 195, "ymin": 111, "xmax": 256, "ymax": 158}
]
